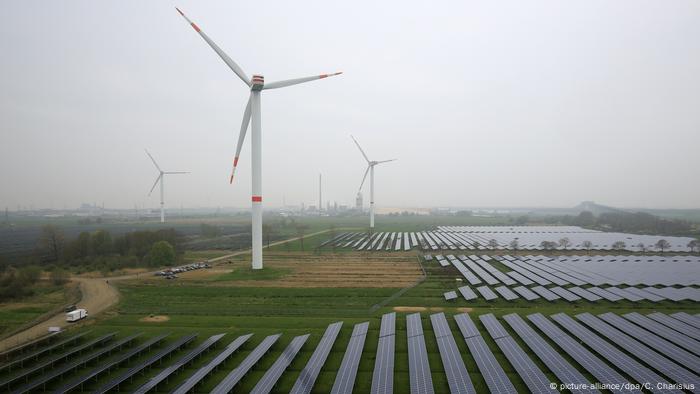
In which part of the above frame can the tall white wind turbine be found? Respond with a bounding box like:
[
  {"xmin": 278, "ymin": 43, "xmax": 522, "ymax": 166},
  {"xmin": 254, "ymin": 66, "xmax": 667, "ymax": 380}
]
[
  {"xmin": 176, "ymin": 8, "xmax": 342, "ymax": 269},
  {"xmin": 146, "ymin": 149, "xmax": 188, "ymax": 223},
  {"xmin": 351, "ymin": 136, "xmax": 395, "ymax": 230}
]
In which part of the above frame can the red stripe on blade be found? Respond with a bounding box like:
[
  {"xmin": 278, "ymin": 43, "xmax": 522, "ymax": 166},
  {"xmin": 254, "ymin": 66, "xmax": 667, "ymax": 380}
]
[
  {"xmin": 191, "ymin": 23, "xmax": 201, "ymax": 32},
  {"xmin": 233, "ymin": 157, "xmax": 239, "ymax": 166},
  {"xmin": 252, "ymin": 196, "xmax": 262, "ymax": 202}
]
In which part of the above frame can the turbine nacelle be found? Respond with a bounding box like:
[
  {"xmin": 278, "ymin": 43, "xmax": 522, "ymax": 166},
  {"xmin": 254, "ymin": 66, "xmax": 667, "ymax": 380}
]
[{"xmin": 251, "ymin": 75, "xmax": 264, "ymax": 91}]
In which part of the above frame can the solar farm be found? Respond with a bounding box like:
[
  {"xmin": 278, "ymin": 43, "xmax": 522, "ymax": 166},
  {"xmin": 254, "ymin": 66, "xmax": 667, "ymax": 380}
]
[
  {"xmin": 325, "ymin": 226, "xmax": 696, "ymax": 252},
  {"xmin": 0, "ymin": 227, "xmax": 698, "ymax": 393}
]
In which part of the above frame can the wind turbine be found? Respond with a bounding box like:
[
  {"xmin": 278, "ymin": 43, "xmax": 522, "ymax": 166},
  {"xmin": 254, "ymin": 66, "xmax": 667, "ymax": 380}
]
[
  {"xmin": 146, "ymin": 149, "xmax": 188, "ymax": 223},
  {"xmin": 351, "ymin": 136, "xmax": 395, "ymax": 230},
  {"xmin": 176, "ymin": 8, "xmax": 342, "ymax": 270}
]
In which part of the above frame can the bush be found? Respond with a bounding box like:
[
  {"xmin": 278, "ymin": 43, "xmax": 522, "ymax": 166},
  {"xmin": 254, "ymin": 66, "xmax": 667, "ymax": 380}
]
[{"xmin": 148, "ymin": 241, "xmax": 176, "ymax": 267}]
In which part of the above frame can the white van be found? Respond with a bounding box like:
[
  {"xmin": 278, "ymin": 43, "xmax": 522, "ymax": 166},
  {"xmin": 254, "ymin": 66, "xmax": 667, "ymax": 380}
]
[{"xmin": 66, "ymin": 308, "xmax": 88, "ymax": 322}]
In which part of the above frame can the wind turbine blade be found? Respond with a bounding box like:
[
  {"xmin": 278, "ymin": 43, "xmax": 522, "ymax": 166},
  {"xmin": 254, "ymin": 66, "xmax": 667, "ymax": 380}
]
[
  {"xmin": 350, "ymin": 135, "xmax": 370, "ymax": 163},
  {"xmin": 263, "ymin": 72, "xmax": 342, "ymax": 90},
  {"xmin": 164, "ymin": 171, "xmax": 189, "ymax": 174},
  {"xmin": 230, "ymin": 93, "xmax": 253, "ymax": 184},
  {"xmin": 175, "ymin": 8, "xmax": 250, "ymax": 87},
  {"xmin": 148, "ymin": 174, "xmax": 162, "ymax": 196},
  {"xmin": 358, "ymin": 166, "xmax": 370, "ymax": 191},
  {"xmin": 376, "ymin": 159, "xmax": 396, "ymax": 164},
  {"xmin": 145, "ymin": 149, "xmax": 161, "ymax": 171}
]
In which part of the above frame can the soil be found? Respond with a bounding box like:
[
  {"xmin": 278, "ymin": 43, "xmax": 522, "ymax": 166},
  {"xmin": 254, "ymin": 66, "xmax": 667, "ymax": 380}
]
[{"xmin": 139, "ymin": 315, "xmax": 170, "ymax": 323}]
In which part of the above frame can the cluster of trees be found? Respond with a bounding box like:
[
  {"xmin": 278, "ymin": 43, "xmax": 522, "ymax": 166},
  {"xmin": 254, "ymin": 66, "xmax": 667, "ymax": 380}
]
[
  {"xmin": 0, "ymin": 265, "xmax": 42, "ymax": 299},
  {"xmin": 37, "ymin": 225, "xmax": 183, "ymax": 273}
]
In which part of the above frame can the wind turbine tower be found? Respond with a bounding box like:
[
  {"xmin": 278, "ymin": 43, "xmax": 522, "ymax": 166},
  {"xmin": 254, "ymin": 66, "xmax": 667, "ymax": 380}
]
[
  {"xmin": 146, "ymin": 149, "xmax": 188, "ymax": 223},
  {"xmin": 351, "ymin": 136, "xmax": 395, "ymax": 230},
  {"xmin": 176, "ymin": 8, "xmax": 342, "ymax": 269}
]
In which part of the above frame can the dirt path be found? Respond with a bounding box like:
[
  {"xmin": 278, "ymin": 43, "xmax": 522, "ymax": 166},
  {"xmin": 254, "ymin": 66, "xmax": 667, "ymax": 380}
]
[
  {"xmin": 0, "ymin": 228, "xmax": 339, "ymax": 352},
  {"xmin": 0, "ymin": 277, "xmax": 119, "ymax": 352}
]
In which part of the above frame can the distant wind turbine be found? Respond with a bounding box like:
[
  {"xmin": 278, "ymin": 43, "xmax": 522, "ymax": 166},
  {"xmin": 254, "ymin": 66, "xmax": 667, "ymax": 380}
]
[
  {"xmin": 146, "ymin": 149, "xmax": 188, "ymax": 223},
  {"xmin": 351, "ymin": 135, "xmax": 395, "ymax": 230},
  {"xmin": 176, "ymin": 8, "xmax": 342, "ymax": 269}
]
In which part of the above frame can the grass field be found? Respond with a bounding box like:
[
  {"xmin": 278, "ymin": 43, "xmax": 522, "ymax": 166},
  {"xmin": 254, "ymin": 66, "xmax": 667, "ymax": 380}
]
[
  {"xmin": 4, "ymin": 248, "xmax": 693, "ymax": 394},
  {"xmin": 0, "ymin": 282, "xmax": 78, "ymax": 339}
]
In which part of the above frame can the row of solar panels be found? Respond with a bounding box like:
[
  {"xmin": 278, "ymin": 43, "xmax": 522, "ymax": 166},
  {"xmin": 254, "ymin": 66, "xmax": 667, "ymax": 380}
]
[
  {"xmin": 431, "ymin": 253, "xmax": 700, "ymax": 288},
  {"xmin": 3, "ymin": 311, "xmax": 700, "ymax": 394},
  {"xmin": 433, "ymin": 228, "xmax": 696, "ymax": 252},
  {"xmin": 444, "ymin": 284, "xmax": 700, "ymax": 303},
  {"xmin": 328, "ymin": 228, "xmax": 695, "ymax": 253}
]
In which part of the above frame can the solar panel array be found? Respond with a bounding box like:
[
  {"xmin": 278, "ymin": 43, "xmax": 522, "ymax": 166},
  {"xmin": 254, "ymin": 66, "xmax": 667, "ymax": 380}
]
[
  {"xmin": 8, "ymin": 311, "xmax": 700, "ymax": 393},
  {"xmin": 331, "ymin": 226, "xmax": 696, "ymax": 252},
  {"xmin": 406, "ymin": 313, "xmax": 434, "ymax": 394},
  {"xmin": 429, "ymin": 312, "xmax": 476, "ymax": 394},
  {"xmin": 371, "ymin": 312, "xmax": 396, "ymax": 394},
  {"xmin": 290, "ymin": 321, "xmax": 343, "ymax": 394},
  {"xmin": 331, "ymin": 323, "xmax": 368, "ymax": 394},
  {"xmin": 454, "ymin": 313, "xmax": 517, "ymax": 394}
]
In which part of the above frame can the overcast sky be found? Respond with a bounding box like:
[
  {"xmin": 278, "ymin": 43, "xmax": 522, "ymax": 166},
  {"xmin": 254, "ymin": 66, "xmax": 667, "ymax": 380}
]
[{"xmin": 1, "ymin": 1, "xmax": 698, "ymax": 211}]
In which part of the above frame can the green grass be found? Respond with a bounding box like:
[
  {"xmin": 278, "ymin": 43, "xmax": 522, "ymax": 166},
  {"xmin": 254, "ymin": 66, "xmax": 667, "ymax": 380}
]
[{"xmin": 0, "ymin": 283, "xmax": 75, "ymax": 338}]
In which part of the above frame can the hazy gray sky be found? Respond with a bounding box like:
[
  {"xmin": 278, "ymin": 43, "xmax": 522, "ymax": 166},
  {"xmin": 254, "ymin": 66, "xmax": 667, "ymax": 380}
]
[{"xmin": 1, "ymin": 1, "xmax": 698, "ymax": 210}]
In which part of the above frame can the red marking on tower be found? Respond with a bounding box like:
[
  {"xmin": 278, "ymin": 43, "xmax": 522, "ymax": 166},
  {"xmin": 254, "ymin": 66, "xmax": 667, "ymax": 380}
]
[
  {"xmin": 191, "ymin": 23, "xmax": 200, "ymax": 32},
  {"xmin": 252, "ymin": 196, "xmax": 262, "ymax": 202}
]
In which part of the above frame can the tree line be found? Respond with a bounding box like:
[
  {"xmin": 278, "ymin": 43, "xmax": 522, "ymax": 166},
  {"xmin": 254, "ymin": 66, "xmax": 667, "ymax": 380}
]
[{"xmin": 36, "ymin": 225, "xmax": 184, "ymax": 273}]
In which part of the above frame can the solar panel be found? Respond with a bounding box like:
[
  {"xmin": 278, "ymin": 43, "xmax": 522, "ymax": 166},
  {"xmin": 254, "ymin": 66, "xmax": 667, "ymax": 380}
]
[
  {"xmin": 479, "ymin": 314, "xmax": 509, "ymax": 340},
  {"xmin": 454, "ymin": 313, "xmax": 480, "ymax": 339},
  {"xmin": 502, "ymin": 313, "xmax": 597, "ymax": 393},
  {"xmin": 598, "ymin": 313, "xmax": 700, "ymax": 375},
  {"xmin": 0, "ymin": 331, "xmax": 61, "ymax": 363},
  {"xmin": 623, "ymin": 312, "xmax": 700, "ymax": 355},
  {"xmin": 576, "ymin": 313, "xmax": 700, "ymax": 389},
  {"xmin": 530, "ymin": 286, "xmax": 560, "ymax": 301},
  {"xmin": 406, "ymin": 314, "xmax": 434, "ymax": 394},
  {"xmin": 0, "ymin": 332, "xmax": 88, "ymax": 373},
  {"xmin": 47, "ymin": 333, "xmax": 145, "ymax": 394},
  {"xmin": 407, "ymin": 312, "xmax": 424, "ymax": 338},
  {"xmin": 552, "ymin": 313, "xmax": 675, "ymax": 391},
  {"xmin": 512, "ymin": 286, "xmax": 540, "ymax": 301},
  {"xmin": 250, "ymin": 335, "xmax": 309, "ymax": 394},
  {"xmin": 134, "ymin": 333, "xmax": 225, "ymax": 394},
  {"xmin": 623, "ymin": 287, "xmax": 665, "ymax": 302},
  {"xmin": 476, "ymin": 286, "xmax": 498, "ymax": 301},
  {"xmin": 290, "ymin": 321, "xmax": 343, "ymax": 394},
  {"xmin": 604, "ymin": 287, "xmax": 644, "ymax": 302},
  {"xmin": 549, "ymin": 286, "xmax": 581, "ymax": 302},
  {"xmin": 453, "ymin": 313, "xmax": 516, "ymax": 393},
  {"xmin": 671, "ymin": 312, "xmax": 700, "ymax": 330},
  {"xmin": 444, "ymin": 291, "xmax": 458, "ymax": 301},
  {"xmin": 494, "ymin": 285, "xmax": 519, "ymax": 300},
  {"xmin": 330, "ymin": 323, "xmax": 368, "ymax": 394},
  {"xmin": 586, "ymin": 286, "xmax": 623, "ymax": 302},
  {"xmin": 172, "ymin": 334, "xmax": 252, "ymax": 394},
  {"xmin": 372, "ymin": 313, "xmax": 396, "ymax": 394},
  {"xmin": 527, "ymin": 313, "xmax": 634, "ymax": 391},
  {"xmin": 210, "ymin": 334, "xmax": 280, "ymax": 394},
  {"xmin": 8, "ymin": 333, "xmax": 141, "ymax": 394},
  {"xmin": 647, "ymin": 312, "xmax": 700, "ymax": 341},
  {"xmin": 457, "ymin": 285, "xmax": 478, "ymax": 301},
  {"xmin": 95, "ymin": 333, "xmax": 198, "ymax": 394},
  {"xmin": 0, "ymin": 332, "xmax": 119, "ymax": 391},
  {"xmin": 567, "ymin": 286, "xmax": 602, "ymax": 302},
  {"xmin": 429, "ymin": 313, "xmax": 476, "ymax": 394},
  {"xmin": 371, "ymin": 336, "xmax": 395, "ymax": 394}
]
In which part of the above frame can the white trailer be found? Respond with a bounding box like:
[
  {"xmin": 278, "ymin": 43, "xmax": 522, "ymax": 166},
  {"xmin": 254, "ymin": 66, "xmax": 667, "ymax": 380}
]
[{"xmin": 66, "ymin": 309, "xmax": 88, "ymax": 322}]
